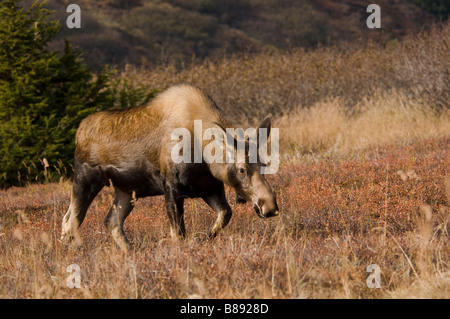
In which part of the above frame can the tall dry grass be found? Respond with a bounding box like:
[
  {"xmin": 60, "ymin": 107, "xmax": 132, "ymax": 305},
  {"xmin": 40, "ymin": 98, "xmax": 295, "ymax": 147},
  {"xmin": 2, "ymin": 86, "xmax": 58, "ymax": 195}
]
[
  {"xmin": 277, "ymin": 92, "xmax": 450, "ymax": 156},
  {"xmin": 123, "ymin": 23, "xmax": 449, "ymax": 119}
]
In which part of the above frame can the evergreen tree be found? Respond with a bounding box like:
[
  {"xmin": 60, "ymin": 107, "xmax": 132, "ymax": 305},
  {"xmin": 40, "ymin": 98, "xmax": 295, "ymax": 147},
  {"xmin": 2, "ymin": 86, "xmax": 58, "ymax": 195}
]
[
  {"xmin": 412, "ymin": 0, "xmax": 450, "ymax": 21},
  {"xmin": 0, "ymin": 0, "xmax": 117, "ymax": 187}
]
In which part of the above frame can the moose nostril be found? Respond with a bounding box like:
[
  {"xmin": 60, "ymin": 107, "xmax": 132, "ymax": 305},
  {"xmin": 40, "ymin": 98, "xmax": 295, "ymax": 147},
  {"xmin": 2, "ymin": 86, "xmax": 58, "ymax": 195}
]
[{"xmin": 265, "ymin": 210, "xmax": 279, "ymax": 218}]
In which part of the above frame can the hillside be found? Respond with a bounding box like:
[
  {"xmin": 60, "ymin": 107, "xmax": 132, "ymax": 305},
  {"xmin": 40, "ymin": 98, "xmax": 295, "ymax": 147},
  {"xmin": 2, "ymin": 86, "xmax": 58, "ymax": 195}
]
[{"xmin": 38, "ymin": 0, "xmax": 439, "ymax": 70}]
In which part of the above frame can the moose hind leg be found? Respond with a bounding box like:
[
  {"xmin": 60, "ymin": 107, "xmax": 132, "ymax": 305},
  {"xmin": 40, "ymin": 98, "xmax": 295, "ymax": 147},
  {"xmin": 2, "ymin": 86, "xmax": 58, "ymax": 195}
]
[
  {"xmin": 61, "ymin": 164, "xmax": 104, "ymax": 244},
  {"xmin": 104, "ymin": 189, "xmax": 134, "ymax": 250}
]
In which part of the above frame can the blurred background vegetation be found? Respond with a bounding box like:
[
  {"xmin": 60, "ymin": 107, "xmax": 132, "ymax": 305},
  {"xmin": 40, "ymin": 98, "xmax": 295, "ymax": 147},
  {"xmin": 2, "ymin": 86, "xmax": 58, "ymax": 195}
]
[{"xmin": 42, "ymin": 0, "xmax": 447, "ymax": 70}]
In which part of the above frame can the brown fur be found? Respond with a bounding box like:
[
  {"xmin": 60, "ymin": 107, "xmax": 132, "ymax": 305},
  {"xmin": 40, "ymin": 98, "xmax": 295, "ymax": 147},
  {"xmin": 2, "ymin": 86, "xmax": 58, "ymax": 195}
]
[{"xmin": 76, "ymin": 84, "xmax": 232, "ymax": 171}]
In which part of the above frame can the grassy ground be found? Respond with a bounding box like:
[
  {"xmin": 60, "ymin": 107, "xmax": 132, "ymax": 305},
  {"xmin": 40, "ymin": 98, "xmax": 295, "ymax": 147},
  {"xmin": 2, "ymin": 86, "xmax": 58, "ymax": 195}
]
[{"xmin": 0, "ymin": 137, "xmax": 448, "ymax": 298}]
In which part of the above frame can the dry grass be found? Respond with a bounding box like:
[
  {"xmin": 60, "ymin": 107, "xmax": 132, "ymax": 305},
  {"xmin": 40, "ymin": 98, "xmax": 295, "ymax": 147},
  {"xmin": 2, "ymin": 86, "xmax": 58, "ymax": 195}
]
[
  {"xmin": 122, "ymin": 23, "xmax": 450, "ymax": 122},
  {"xmin": 277, "ymin": 92, "xmax": 450, "ymax": 156},
  {"xmin": 0, "ymin": 22, "xmax": 449, "ymax": 299},
  {"xmin": 0, "ymin": 138, "xmax": 449, "ymax": 299}
]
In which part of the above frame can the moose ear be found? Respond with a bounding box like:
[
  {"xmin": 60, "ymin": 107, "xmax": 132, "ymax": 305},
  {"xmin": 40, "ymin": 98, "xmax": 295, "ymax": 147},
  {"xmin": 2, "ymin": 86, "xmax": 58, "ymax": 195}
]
[
  {"xmin": 213, "ymin": 121, "xmax": 238, "ymax": 149},
  {"xmin": 258, "ymin": 117, "xmax": 271, "ymax": 137},
  {"xmin": 256, "ymin": 117, "xmax": 271, "ymax": 149}
]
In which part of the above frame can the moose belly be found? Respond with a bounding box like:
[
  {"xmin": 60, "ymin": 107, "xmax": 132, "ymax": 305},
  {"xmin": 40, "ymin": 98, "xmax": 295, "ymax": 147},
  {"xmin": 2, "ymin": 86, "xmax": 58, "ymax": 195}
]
[{"xmin": 102, "ymin": 164, "xmax": 164, "ymax": 198}]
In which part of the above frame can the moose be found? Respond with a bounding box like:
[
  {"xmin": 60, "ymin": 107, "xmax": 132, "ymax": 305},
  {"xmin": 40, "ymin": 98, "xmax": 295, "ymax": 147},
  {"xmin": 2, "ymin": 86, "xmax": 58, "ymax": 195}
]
[{"xmin": 61, "ymin": 84, "xmax": 279, "ymax": 249}]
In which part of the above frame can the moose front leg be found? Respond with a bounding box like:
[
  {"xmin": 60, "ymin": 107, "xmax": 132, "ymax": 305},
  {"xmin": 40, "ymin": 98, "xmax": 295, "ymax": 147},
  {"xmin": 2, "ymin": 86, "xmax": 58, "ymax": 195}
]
[
  {"xmin": 164, "ymin": 184, "xmax": 186, "ymax": 240},
  {"xmin": 203, "ymin": 188, "xmax": 233, "ymax": 239}
]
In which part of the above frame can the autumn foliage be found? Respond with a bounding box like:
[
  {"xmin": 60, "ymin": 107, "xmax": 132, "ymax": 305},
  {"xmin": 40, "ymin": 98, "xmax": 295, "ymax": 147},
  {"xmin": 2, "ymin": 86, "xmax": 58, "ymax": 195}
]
[{"xmin": 0, "ymin": 136, "xmax": 448, "ymax": 298}]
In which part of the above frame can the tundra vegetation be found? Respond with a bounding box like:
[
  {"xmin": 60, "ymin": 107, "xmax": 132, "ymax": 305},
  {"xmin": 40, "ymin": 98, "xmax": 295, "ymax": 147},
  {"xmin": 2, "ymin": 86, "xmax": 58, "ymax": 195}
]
[{"xmin": 0, "ymin": 1, "xmax": 449, "ymax": 298}]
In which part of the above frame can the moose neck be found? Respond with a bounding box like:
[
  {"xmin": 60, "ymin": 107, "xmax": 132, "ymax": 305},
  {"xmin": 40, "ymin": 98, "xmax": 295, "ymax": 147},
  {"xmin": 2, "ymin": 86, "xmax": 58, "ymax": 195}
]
[{"xmin": 208, "ymin": 161, "xmax": 233, "ymax": 186}]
